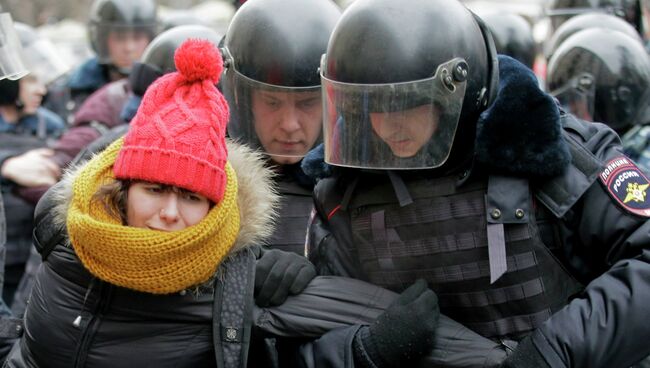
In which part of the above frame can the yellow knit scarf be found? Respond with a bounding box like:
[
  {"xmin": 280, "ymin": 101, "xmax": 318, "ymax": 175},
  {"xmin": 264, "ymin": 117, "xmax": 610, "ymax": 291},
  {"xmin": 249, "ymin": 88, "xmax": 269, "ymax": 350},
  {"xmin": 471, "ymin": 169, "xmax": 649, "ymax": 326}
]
[{"xmin": 67, "ymin": 138, "xmax": 240, "ymax": 294}]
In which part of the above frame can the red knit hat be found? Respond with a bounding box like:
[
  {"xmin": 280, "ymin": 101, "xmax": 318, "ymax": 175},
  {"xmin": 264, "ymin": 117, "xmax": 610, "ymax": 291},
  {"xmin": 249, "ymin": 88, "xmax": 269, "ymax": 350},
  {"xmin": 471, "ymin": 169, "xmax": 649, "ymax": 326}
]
[{"xmin": 113, "ymin": 39, "xmax": 230, "ymax": 203}]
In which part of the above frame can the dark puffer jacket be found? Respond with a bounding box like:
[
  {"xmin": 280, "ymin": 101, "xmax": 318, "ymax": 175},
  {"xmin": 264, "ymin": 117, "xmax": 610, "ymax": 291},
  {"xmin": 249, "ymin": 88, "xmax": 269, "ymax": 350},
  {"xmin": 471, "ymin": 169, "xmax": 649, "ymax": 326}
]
[{"xmin": 5, "ymin": 141, "xmax": 281, "ymax": 368}]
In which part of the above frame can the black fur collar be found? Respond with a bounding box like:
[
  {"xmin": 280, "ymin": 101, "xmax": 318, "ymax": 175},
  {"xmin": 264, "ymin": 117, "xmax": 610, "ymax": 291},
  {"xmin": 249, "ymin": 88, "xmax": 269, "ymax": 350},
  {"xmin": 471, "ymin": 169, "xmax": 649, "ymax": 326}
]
[
  {"xmin": 475, "ymin": 55, "xmax": 570, "ymax": 177},
  {"xmin": 302, "ymin": 55, "xmax": 571, "ymax": 180}
]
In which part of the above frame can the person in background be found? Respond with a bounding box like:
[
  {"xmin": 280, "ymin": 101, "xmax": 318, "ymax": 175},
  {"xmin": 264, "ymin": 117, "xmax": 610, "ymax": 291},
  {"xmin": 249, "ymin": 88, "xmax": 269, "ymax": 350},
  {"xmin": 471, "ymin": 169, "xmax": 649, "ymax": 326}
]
[
  {"xmin": 0, "ymin": 21, "xmax": 68, "ymax": 307},
  {"xmin": 45, "ymin": 0, "xmax": 157, "ymax": 125},
  {"xmin": 546, "ymin": 27, "xmax": 650, "ymax": 175},
  {"xmin": 0, "ymin": 11, "xmax": 30, "ymax": 362}
]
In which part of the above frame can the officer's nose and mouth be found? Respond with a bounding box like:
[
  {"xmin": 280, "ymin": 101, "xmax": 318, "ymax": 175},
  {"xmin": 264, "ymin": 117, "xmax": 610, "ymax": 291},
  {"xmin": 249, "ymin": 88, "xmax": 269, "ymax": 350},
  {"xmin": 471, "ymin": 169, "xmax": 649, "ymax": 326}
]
[{"xmin": 369, "ymin": 104, "xmax": 439, "ymax": 158}]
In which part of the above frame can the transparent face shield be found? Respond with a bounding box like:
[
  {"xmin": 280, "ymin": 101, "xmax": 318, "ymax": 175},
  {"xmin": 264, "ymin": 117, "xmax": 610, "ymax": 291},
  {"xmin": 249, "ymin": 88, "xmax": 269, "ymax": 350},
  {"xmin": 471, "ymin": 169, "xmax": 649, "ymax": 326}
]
[
  {"xmin": 321, "ymin": 58, "xmax": 468, "ymax": 169},
  {"xmin": 222, "ymin": 66, "xmax": 322, "ymax": 163},
  {"xmin": 0, "ymin": 13, "xmax": 28, "ymax": 81},
  {"xmin": 21, "ymin": 39, "xmax": 70, "ymax": 85},
  {"xmin": 550, "ymin": 73, "xmax": 596, "ymax": 121}
]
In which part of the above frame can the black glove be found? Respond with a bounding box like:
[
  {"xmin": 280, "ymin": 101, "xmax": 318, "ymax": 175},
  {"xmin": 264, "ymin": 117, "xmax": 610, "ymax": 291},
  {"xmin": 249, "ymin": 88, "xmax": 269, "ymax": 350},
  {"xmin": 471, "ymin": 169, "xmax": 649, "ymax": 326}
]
[
  {"xmin": 353, "ymin": 279, "xmax": 439, "ymax": 368},
  {"xmin": 254, "ymin": 248, "xmax": 316, "ymax": 307},
  {"xmin": 500, "ymin": 337, "xmax": 550, "ymax": 368}
]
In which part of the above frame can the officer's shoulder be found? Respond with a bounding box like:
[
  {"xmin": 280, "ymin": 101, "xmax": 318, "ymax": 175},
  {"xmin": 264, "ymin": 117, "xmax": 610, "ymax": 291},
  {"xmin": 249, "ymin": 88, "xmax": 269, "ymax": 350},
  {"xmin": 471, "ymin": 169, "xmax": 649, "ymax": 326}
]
[
  {"xmin": 533, "ymin": 113, "xmax": 615, "ymax": 218},
  {"xmin": 560, "ymin": 112, "xmax": 622, "ymax": 160}
]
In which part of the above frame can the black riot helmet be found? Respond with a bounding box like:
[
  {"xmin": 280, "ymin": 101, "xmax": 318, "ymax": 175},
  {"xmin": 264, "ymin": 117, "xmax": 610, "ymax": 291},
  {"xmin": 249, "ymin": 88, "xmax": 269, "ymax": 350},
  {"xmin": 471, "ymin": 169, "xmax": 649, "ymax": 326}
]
[
  {"xmin": 87, "ymin": 0, "xmax": 158, "ymax": 67},
  {"xmin": 546, "ymin": 0, "xmax": 641, "ymax": 33},
  {"xmin": 129, "ymin": 25, "xmax": 222, "ymax": 97},
  {"xmin": 545, "ymin": 12, "xmax": 641, "ymax": 60},
  {"xmin": 480, "ymin": 12, "xmax": 536, "ymax": 69},
  {"xmin": 221, "ymin": 0, "xmax": 341, "ymax": 164},
  {"xmin": 547, "ymin": 28, "xmax": 650, "ymax": 133},
  {"xmin": 160, "ymin": 12, "xmax": 206, "ymax": 33},
  {"xmin": 321, "ymin": 0, "xmax": 498, "ymax": 170}
]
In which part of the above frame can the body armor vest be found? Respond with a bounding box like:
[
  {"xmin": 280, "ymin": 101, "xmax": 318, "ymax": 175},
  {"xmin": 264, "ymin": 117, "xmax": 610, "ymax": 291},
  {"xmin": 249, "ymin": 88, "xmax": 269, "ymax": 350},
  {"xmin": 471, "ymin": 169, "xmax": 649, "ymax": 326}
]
[
  {"xmin": 347, "ymin": 172, "xmax": 582, "ymax": 339},
  {"xmin": 267, "ymin": 178, "xmax": 313, "ymax": 256}
]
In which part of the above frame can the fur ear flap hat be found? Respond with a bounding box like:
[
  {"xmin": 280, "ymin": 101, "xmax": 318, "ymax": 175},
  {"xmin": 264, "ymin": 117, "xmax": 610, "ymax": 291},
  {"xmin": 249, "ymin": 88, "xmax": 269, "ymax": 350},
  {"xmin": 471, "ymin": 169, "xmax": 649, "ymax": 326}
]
[{"xmin": 113, "ymin": 39, "xmax": 230, "ymax": 203}]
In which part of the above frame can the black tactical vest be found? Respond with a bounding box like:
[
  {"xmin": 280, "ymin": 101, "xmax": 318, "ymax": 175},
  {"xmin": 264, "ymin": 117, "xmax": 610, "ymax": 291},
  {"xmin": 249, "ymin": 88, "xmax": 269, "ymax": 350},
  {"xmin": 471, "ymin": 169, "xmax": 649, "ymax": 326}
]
[
  {"xmin": 267, "ymin": 179, "xmax": 314, "ymax": 256},
  {"xmin": 346, "ymin": 171, "xmax": 583, "ymax": 339}
]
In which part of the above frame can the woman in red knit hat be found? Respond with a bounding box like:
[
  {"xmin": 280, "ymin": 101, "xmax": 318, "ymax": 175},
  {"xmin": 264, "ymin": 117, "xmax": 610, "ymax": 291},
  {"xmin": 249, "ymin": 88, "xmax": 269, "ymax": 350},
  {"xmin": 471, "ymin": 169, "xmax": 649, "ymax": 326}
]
[{"xmin": 2, "ymin": 39, "xmax": 314, "ymax": 368}]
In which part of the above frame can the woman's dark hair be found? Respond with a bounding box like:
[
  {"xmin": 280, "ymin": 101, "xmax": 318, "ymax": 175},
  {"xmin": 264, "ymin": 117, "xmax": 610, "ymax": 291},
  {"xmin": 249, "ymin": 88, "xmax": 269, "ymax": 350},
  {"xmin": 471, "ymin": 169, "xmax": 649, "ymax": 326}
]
[{"xmin": 93, "ymin": 179, "xmax": 130, "ymax": 224}]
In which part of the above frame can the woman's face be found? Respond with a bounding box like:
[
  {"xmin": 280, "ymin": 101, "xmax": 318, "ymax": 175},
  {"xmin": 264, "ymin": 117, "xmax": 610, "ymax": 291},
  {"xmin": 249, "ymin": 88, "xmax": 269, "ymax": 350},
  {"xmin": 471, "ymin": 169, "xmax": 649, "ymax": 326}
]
[
  {"xmin": 126, "ymin": 182, "xmax": 211, "ymax": 231},
  {"xmin": 369, "ymin": 104, "xmax": 439, "ymax": 158},
  {"xmin": 18, "ymin": 75, "xmax": 46, "ymax": 115}
]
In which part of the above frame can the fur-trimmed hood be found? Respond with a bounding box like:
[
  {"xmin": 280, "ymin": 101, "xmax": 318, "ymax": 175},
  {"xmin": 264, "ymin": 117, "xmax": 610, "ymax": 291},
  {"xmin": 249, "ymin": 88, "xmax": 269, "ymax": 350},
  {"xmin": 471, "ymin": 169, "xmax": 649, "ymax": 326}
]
[
  {"xmin": 48, "ymin": 139, "xmax": 279, "ymax": 254},
  {"xmin": 302, "ymin": 55, "xmax": 572, "ymax": 180}
]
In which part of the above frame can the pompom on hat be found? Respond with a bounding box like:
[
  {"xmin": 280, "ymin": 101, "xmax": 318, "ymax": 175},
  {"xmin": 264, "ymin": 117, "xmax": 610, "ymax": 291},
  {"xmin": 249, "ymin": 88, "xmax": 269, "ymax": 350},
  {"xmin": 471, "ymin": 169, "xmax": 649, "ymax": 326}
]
[{"xmin": 113, "ymin": 39, "xmax": 230, "ymax": 203}]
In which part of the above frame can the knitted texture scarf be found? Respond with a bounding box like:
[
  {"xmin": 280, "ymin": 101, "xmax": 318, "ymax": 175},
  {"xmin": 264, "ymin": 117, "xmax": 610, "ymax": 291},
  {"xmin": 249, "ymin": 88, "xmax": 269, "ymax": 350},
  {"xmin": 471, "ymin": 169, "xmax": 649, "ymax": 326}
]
[{"xmin": 67, "ymin": 138, "xmax": 240, "ymax": 294}]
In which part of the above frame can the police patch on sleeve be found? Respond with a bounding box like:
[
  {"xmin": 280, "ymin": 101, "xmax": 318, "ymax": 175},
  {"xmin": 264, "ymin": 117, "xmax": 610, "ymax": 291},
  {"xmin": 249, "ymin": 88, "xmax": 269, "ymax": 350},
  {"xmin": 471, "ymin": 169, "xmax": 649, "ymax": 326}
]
[{"xmin": 599, "ymin": 156, "xmax": 650, "ymax": 217}]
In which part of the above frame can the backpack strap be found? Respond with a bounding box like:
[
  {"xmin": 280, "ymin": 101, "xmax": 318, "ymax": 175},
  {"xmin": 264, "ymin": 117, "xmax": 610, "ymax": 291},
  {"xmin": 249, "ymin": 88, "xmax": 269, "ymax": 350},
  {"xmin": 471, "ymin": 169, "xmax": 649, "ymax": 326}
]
[{"xmin": 213, "ymin": 248, "xmax": 256, "ymax": 368}]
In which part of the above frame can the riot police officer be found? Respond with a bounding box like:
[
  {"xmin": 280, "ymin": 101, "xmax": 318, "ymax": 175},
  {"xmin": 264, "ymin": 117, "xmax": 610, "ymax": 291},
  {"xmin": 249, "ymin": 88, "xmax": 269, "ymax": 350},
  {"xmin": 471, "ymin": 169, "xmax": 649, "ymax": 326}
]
[
  {"xmin": 547, "ymin": 27, "xmax": 650, "ymax": 136},
  {"xmin": 46, "ymin": 0, "xmax": 157, "ymax": 124},
  {"xmin": 220, "ymin": 0, "xmax": 340, "ymax": 260},
  {"xmin": 305, "ymin": 0, "xmax": 650, "ymax": 366}
]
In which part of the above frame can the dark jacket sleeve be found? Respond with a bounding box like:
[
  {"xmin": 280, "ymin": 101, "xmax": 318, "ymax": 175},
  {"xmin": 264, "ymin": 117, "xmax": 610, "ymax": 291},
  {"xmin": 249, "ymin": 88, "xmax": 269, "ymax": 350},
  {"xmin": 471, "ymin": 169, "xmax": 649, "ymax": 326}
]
[
  {"xmin": 530, "ymin": 121, "xmax": 650, "ymax": 368},
  {"xmin": 259, "ymin": 277, "xmax": 509, "ymax": 368}
]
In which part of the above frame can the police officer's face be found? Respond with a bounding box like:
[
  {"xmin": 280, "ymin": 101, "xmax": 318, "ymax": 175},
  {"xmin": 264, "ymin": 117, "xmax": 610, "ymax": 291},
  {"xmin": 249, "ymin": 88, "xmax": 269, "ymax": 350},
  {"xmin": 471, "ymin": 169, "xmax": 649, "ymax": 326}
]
[
  {"xmin": 18, "ymin": 75, "xmax": 46, "ymax": 115},
  {"xmin": 369, "ymin": 104, "xmax": 439, "ymax": 158},
  {"xmin": 107, "ymin": 30, "xmax": 150, "ymax": 71},
  {"xmin": 126, "ymin": 182, "xmax": 211, "ymax": 232},
  {"xmin": 251, "ymin": 89, "xmax": 322, "ymax": 165}
]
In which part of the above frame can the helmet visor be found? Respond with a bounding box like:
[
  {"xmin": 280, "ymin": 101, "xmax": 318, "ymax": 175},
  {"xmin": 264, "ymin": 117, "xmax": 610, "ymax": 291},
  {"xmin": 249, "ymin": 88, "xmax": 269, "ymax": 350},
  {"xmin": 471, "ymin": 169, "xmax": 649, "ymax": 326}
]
[
  {"xmin": 223, "ymin": 67, "xmax": 322, "ymax": 162},
  {"xmin": 22, "ymin": 39, "xmax": 70, "ymax": 85},
  {"xmin": 321, "ymin": 58, "xmax": 467, "ymax": 169},
  {"xmin": 550, "ymin": 73, "xmax": 596, "ymax": 121},
  {"xmin": 0, "ymin": 13, "xmax": 28, "ymax": 81}
]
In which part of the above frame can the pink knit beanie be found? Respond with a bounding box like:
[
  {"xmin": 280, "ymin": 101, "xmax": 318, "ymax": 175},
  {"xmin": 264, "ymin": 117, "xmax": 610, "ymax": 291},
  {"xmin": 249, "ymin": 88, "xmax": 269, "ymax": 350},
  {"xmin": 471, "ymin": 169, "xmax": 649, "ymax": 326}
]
[{"xmin": 113, "ymin": 39, "xmax": 230, "ymax": 203}]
